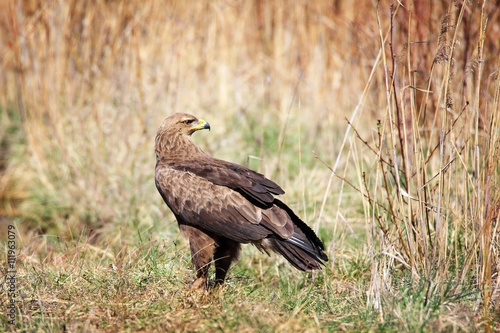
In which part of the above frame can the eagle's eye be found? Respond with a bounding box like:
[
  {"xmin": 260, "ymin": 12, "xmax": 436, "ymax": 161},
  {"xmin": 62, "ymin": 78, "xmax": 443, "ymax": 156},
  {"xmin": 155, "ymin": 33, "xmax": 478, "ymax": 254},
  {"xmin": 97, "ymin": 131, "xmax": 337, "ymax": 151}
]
[{"xmin": 181, "ymin": 119, "xmax": 194, "ymax": 125}]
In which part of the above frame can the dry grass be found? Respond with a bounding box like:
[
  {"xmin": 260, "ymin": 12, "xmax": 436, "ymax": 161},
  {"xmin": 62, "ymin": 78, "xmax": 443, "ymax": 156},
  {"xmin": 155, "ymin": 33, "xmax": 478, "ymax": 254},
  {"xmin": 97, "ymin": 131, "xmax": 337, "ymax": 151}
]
[{"xmin": 0, "ymin": 0, "xmax": 499, "ymax": 331}]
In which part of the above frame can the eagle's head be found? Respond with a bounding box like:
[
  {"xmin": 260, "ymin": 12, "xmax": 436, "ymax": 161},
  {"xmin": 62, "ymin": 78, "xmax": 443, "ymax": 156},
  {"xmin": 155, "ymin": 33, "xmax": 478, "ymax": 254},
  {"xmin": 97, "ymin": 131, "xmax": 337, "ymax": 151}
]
[
  {"xmin": 155, "ymin": 113, "xmax": 211, "ymax": 160},
  {"xmin": 158, "ymin": 113, "xmax": 211, "ymax": 137}
]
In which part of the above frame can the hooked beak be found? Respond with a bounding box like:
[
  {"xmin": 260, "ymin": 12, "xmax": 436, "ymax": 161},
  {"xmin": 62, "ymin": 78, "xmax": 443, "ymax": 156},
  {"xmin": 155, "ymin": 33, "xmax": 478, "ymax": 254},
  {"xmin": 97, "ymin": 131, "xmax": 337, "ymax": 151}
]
[{"xmin": 190, "ymin": 118, "xmax": 211, "ymax": 132}]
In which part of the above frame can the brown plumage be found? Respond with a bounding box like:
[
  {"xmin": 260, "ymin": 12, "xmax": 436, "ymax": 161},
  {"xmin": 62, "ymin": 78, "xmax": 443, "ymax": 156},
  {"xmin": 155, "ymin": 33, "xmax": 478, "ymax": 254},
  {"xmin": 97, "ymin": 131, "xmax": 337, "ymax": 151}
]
[{"xmin": 155, "ymin": 113, "xmax": 328, "ymax": 289}]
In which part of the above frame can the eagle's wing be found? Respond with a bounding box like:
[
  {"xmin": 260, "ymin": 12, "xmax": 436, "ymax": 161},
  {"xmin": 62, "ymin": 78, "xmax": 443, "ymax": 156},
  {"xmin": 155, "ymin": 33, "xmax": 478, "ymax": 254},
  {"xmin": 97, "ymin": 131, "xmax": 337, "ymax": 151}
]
[
  {"xmin": 167, "ymin": 159, "xmax": 284, "ymax": 209},
  {"xmin": 155, "ymin": 166, "xmax": 292, "ymax": 243}
]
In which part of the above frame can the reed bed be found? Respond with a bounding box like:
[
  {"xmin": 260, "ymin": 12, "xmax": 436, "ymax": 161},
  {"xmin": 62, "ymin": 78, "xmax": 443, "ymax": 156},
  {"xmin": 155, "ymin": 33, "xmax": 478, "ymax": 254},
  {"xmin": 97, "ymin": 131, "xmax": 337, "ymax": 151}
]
[{"xmin": 0, "ymin": 0, "xmax": 498, "ymax": 331}]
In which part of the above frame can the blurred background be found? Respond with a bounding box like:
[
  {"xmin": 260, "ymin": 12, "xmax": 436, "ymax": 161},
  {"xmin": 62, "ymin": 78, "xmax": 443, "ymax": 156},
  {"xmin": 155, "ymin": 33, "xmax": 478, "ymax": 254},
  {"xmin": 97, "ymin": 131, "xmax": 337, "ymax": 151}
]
[
  {"xmin": 0, "ymin": 0, "xmax": 391, "ymax": 240},
  {"xmin": 0, "ymin": 0, "xmax": 499, "ymax": 329},
  {"xmin": 2, "ymin": 0, "xmax": 497, "ymax": 236}
]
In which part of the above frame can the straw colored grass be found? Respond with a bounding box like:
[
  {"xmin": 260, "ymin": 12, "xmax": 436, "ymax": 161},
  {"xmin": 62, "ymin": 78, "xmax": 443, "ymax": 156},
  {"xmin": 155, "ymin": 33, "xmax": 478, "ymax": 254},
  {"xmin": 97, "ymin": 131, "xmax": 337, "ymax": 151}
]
[{"xmin": 1, "ymin": 0, "xmax": 499, "ymax": 331}]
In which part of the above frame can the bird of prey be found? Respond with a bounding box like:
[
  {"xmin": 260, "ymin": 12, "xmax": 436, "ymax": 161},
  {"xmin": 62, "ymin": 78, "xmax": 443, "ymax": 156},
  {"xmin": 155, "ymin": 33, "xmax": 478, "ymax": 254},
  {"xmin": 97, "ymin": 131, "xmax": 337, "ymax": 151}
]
[{"xmin": 155, "ymin": 113, "xmax": 328, "ymax": 289}]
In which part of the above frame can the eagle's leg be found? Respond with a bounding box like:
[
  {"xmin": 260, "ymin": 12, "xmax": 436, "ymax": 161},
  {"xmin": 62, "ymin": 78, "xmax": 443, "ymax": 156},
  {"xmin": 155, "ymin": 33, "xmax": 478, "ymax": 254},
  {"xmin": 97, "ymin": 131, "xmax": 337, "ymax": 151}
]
[
  {"xmin": 214, "ymin": 239, "xmax": 241, "ymax": 286},
  {"xmin": 180, "ymin": 225, "xmax": 216, "ymax": 290}
]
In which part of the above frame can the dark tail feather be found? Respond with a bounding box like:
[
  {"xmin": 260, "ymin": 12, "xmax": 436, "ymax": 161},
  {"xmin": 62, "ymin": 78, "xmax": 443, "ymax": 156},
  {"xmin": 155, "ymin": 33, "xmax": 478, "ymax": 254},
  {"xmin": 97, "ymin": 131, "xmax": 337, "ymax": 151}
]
[
  {"xmin": 267, "ymin": 237, "xmax": 325, "ymax": 271},
  {"xmin": 265, "ymin": 199, "xmax": 328, "ymax": 271},
  {"xmin": 273, "ymin": 199, "xmax": 328, "ymax": 260}
]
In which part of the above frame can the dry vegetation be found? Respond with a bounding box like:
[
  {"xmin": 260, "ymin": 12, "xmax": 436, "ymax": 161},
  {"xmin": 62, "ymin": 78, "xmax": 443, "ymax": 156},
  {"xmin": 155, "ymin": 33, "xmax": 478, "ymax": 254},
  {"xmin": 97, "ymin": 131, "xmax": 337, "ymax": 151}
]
[{"xmin": 0, "ymin": 0, "xmax": 499, "ymax": 332}]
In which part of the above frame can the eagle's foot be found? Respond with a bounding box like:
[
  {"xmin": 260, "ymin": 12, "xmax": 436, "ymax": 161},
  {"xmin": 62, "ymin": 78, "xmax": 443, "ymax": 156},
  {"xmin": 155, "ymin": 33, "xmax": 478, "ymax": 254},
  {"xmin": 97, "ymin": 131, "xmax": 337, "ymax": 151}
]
[{"xmin": 189, "ymin": 277, "xmax": 208, "ymax": 291}]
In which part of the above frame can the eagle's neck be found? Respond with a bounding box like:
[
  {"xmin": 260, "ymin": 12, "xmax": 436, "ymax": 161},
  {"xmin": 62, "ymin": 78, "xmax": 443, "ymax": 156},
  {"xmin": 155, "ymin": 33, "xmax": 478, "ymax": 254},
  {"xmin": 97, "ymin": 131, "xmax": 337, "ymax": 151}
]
[{"xmin": 155, "ymin": 131, "xmax": 206, "ymax": 163}]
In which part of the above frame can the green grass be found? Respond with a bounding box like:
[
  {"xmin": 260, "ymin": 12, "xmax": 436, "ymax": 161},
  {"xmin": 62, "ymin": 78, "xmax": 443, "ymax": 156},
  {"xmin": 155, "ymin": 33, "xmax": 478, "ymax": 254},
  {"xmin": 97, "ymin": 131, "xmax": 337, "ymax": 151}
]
[
  {"xmin": 1, "ymin": 0, "xmax": 499, "ymax": 331},
  {"xmin": 2, "ymin": 212, "xmax": 487, "ymax": 332},
  {"xmin": 3, "ymin": 233, "xmax": 482, "ymax": 332}
]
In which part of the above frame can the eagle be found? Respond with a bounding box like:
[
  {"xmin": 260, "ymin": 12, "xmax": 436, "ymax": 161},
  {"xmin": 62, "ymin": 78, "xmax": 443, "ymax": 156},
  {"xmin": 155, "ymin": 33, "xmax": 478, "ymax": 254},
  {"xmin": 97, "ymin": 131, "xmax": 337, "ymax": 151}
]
[{"xmin": 155, "ymin": 113, "xmax": 328, "ymax": 289}]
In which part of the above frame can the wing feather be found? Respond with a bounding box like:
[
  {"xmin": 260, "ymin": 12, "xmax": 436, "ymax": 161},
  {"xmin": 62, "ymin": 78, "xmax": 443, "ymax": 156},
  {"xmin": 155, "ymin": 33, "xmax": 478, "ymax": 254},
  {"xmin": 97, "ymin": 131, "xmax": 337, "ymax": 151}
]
[
  {"xmin": 156, "ymin": 166, "xmax": 270, "ymax": 243},
  {"xmin": 168, "ymin": 159, "xmax": 284, "ymax": 208}
]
